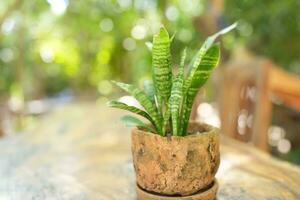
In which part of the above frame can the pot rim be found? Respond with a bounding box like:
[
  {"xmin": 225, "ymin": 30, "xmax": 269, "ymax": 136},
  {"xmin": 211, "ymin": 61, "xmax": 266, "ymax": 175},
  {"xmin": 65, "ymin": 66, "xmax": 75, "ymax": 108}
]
[{"xmin": 132, "ymin": 121, "xmax": 219, "ymax": 139}]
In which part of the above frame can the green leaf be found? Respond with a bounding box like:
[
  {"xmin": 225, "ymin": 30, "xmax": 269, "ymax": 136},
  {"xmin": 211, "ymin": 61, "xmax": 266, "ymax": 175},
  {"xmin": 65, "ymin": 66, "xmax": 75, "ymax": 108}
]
[
  {"xmin": 170, "ymin": 32, "xmax": 176, "ymax": 42},
  {"xmin": 179, "ymin": 23, "xmax": 236, "ymax": 135},
  {"xmin": 170, "ymin": 49, "xmax": 186, "ymax": 136},
  {"xmin": 179, "ymin": 48, "xmax": 187, "ymax": 74},
  {"xmin": 107, "ymin": 100, "xmax": 155, "ymax": 126},
  {"xmin": 181, "ymin": 45, "xmax": 220, "ymax": 135},
  {"xmin": 121, "ymin": 115, "xmax": 155, "ymax": 133},
  {"xmin": 143, "ymin": 80, "xmax": 155, "ymax": 103},
  {"xmin": 112, "ymin": 81, "xmax": 162, "ymax": 134},
  {"xmin": 187, "ymin": 23, "xmax": 237, "ymax": 75},
  {"xmin": 162, "ymin": 104, "xmax": 171, "ymax": 136},
  {"xmin": 152, "ymin": 27, "xmax": 172, "ymax": 103}
]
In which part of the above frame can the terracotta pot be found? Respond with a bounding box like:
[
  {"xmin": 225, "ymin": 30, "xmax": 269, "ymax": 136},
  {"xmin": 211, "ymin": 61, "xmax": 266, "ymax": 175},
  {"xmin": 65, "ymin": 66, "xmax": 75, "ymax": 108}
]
[{"xmin": 131, "ymin": 122, "xmax": 220, "ymax": 197}]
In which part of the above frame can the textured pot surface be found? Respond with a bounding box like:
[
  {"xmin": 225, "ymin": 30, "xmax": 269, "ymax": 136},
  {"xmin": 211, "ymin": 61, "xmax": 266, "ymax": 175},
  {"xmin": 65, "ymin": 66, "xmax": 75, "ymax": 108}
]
[{"xmin": 131, "ymin": 122, "xmax": 220, "ymax": 196}]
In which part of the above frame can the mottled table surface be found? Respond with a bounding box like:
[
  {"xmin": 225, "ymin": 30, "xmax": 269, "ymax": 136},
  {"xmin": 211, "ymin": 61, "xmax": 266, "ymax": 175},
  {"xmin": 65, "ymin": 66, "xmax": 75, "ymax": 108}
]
[{"xmin": 0, "ymin": 103, "xmax": 300, "ymax": 200}]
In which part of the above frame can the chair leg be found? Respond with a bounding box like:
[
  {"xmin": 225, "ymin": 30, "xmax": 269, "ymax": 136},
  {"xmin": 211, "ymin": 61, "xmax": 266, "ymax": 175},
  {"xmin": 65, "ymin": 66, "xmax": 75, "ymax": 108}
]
[
  {"xmin": 252, "ymin": 65, "xmax": 272, "ymax": 152},
  {"xmin": 220, "ymin": 75, "xmax": 243, "ymax": 139}
]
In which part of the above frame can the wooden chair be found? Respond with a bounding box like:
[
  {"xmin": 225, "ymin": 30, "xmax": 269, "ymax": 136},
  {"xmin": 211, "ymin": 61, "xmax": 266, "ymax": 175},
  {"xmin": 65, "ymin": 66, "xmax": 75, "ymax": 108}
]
[{"xmin": 218, "ymin": 56, "xmax": 300, "ymax": 152}]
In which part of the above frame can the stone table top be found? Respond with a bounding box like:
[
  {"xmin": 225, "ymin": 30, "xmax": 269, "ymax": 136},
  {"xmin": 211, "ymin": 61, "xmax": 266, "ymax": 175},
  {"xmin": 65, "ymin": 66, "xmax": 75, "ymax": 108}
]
[{"xmin": 0, "ymin": 103, "xmax": 300, "ymax": 199}]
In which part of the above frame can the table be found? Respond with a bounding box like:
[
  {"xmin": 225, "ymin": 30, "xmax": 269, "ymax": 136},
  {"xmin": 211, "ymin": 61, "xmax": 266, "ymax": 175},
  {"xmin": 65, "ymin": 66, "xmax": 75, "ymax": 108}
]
[{"xmin": 0, "ymin": 103, "xmax": 299, "ymax": 199}]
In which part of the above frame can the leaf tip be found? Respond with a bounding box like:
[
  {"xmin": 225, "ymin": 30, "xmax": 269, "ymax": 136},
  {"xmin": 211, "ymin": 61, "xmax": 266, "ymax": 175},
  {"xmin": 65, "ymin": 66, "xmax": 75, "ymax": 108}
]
[
  {"xmin": 217, "ymin": 22, "xmax": 237, "ymax": 35},
  {"xmin": 154, "ymin": 26, "xmax": 169, "ymax": 40}
]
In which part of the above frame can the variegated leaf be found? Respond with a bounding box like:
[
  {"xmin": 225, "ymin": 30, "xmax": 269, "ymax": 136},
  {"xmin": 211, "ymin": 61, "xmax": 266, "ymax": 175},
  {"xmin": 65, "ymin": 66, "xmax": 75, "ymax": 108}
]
[
  {"xmin": 187, "ymin": 23, "xmax": 236, "ymax": 75},
  {"xmin": 162, "ymin": 104, "xmax": 171, "ymax": 136},
  {"xmin": 152, "ymin": 27, "xmax": 172, "ymax": 103},
  {"xmin": 180, "ymin": 23, "xmax": 236, "ymax": 135},
  {"xmin": 112, "ymin": 81, "xmax": 162, "ymax": 134},
  {"xmin": 170, "ymin": 49, "xmax": 186, "ymax": 136},
  {"xmin": 143, "ymin": 80, "xmax": 155, "ymax": 103},
  {"xmin": 121, "ymin": 115, "xmax": 155, "ymax": 133},
  {"xmin": 107, "ymin": 100, "xmax": 155, "ymax": 125},
  {"xmin": 181, "ymin": 45, "xmax": 220, "ymax": 135}
]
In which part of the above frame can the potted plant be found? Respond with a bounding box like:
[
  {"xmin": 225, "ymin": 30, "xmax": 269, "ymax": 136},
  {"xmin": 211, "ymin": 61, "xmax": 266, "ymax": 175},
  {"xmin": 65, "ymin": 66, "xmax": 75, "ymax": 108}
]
[{"xmin": 108, "ymin": 23, "xmax": 236, "ymax": 200}]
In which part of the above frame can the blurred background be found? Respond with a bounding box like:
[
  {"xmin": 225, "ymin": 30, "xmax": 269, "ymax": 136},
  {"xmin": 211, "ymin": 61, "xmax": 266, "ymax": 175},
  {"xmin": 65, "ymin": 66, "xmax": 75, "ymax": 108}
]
[{"xmin": 0, "ymin": 0, "xmax": 299, "ymax": 164}]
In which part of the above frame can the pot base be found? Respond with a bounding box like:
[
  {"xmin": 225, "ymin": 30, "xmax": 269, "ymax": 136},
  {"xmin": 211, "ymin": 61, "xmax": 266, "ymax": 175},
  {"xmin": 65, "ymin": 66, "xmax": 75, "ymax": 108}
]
[{"xmin": 136, "ymin": 178, "xmax": 218, "ymax": 200}]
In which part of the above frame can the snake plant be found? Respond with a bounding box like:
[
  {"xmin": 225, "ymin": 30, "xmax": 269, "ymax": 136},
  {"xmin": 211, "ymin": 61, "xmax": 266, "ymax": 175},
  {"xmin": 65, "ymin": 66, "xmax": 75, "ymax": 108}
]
[{"xmin": 108, "ymin": 23, "xmax": 236, "ymax": 136}]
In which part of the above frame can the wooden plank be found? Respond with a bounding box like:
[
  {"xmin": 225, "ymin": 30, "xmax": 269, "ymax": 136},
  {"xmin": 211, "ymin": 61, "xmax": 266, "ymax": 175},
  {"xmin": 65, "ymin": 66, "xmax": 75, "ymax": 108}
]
[
  {"xmin": 269, "ymin": 66, "xmax": 300, "ymax": 112},
  {"xmin": 219, "ymin": 58, "xmax": 300, "ymax": 152},
  {"xmin": 269, "ymin": 65, "xmax": 300, "ymax": 98},
  {"xmin": 252, "ymin": 61, "xmax": 272, "ymax": 152},
  {"xmin": 219, "ymin": 67, "xmax": 245, "ymax": 139},
  {"xmin": 0, "ymin": 103, "xmax": 299, "ymax": 199}
]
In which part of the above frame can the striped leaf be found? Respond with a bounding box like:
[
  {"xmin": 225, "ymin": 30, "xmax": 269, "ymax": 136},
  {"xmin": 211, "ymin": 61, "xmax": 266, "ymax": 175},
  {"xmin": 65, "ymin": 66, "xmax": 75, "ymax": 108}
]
[
  {"xmin": 143, "ymin": 80, "xmax": 155, "ymax": 103},
  {"xmin": 180, "ymin": 23, "xmax": 236, "ymax": 135},
  {"xmin": 112, "ymin": 81, "xmax": 162, "ymax": 134},
  {"xmin": 162, "ymin": 104, "xmax": 171, "ymax": 136},
  {"xmin": 152, "ymin": 27, "xmax": 172, "ymax": 103},
  {"xmin": 170, "ymin": 49, "xmax": 186, "ymax": 136},
  {"xmin": 107, "ymin": 100, "xmax": 155, "ymax": 125},
  {"xmin": 181, "ymin": 45, "xmax": 220, "ymax": 135},
  {"xmin": 109, "ymin": 24, "xmax": 236, "ymax": 137},
  {"xmin": 121, "ymin": 115, "xmax": 156, "ymax": 133},
  {"xmin": 187, "ymin": 23, "xmax": 236, "ymax": 75}
]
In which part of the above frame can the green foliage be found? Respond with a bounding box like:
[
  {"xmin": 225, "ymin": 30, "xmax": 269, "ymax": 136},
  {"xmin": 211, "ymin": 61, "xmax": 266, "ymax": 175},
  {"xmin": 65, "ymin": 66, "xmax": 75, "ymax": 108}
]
[
  {"xmin": 121, "ymin": 115, "xmax": 155, "ymax": 133},
  {"xmin": 112, "ymin": 81, "xmax": 162, "ymax": 133},
  {"xmin": 152, "ymin": 27, "xmax": 172, "ymax": 109},
  {"xmin": 0, "ymin": 0, "xmax": 216, "ymax": 99},
  {"xmin": 180, "ymin": 45, "xmax": 220, "ymax": 134},
  {"xmin": 180, "ymin": 23, "xmax": 236, "ymax": 133},
  {"xmin": 109, "ymin": 24, "xmax": 236, "ymax": 136},
  {"xmin": 108, "ymin": 100, "xmax": 155, "ymax": 126},
  {"xmin": 224, "ymin": 0, "xmax": 300, "ymax": 73},
  {"xmin": 170, "ymin": 49, "xmax": 186, "ymax": 136},
  {"xmin": 143, "ymin": 80, "xmax": 155, "ymax": 103},
  {"xmin": 162, "ymin": 105, "xmax": 171, "ymax": 136}
]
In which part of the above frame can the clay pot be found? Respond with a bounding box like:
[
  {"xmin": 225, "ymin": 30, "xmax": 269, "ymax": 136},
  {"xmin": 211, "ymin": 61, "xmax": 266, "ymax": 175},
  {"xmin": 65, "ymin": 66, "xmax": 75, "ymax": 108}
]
[{"xmin": 131, "ymin": 122, "xmax": 220, "ymax": 197}]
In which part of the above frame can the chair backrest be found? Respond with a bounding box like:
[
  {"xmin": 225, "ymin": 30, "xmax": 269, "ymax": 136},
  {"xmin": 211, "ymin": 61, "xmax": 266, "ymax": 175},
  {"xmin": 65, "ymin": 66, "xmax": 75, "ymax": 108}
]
[{"xmin": 218, "ymin": 57, "xmax": 300, "ymax": 152}]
